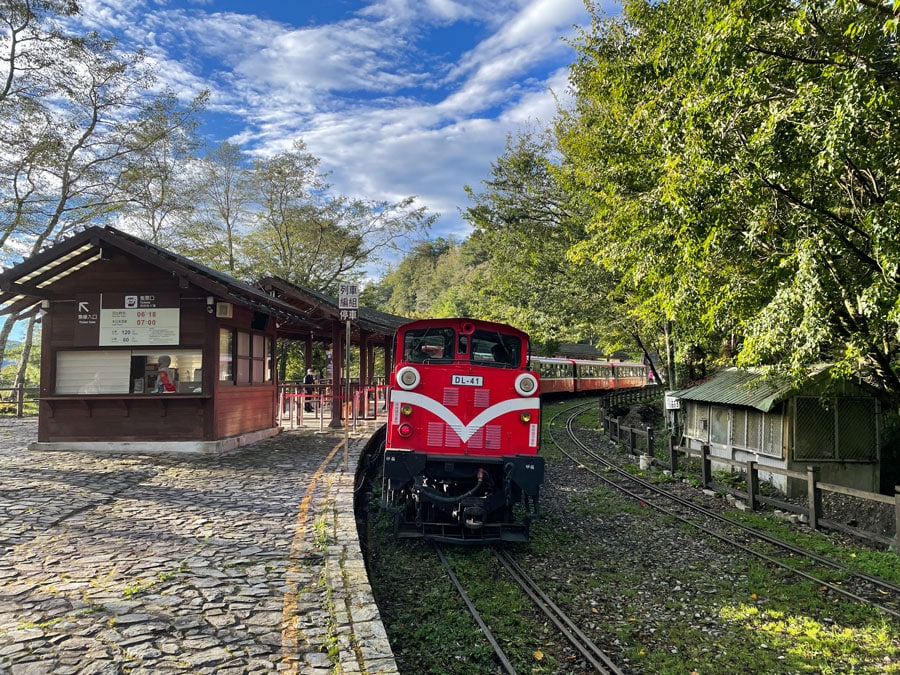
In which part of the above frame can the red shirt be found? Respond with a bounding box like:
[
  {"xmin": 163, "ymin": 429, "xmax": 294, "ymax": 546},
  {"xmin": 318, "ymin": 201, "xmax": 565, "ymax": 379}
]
[{"xmin": 158, "ymin": 369, "xmax": 176, "ymax": 392}]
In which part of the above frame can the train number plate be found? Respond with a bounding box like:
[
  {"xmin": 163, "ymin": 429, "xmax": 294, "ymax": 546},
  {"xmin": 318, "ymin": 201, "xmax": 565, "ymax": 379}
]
[{"xmin": 451, "ymin": 374, "xmax": 483, "ymax": 387}]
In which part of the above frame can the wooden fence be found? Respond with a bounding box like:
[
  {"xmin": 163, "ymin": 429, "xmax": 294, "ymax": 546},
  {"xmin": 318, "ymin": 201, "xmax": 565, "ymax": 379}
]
[
  {"xmin": 599, "ymin": 398, "xmax": 899, "ymax": 554},
  {"xmin": 598, "ymin": 385, "xmax": 665, "ymax": 456},
  {"xmin": 0, "ymin": 386, "xmax": 39, "ymax": 417}
]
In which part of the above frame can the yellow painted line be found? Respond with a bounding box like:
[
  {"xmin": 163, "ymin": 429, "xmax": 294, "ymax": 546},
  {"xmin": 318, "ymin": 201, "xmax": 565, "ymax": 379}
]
[{"xmin": 280, "ymin": 438, "xmax": 346, "ymax": 673}]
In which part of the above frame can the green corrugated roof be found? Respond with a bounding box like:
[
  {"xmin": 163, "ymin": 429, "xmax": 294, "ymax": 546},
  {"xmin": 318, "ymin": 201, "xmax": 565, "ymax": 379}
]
[{"xmin": 670, "ymin": 367, "xmax": 796, "ymax": 412}]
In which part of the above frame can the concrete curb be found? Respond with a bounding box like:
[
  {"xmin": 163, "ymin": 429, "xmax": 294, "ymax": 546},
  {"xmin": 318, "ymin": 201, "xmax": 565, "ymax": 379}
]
[{"xmin": 325, "ymin": 438, "xmax": 398, "ymax": 674}]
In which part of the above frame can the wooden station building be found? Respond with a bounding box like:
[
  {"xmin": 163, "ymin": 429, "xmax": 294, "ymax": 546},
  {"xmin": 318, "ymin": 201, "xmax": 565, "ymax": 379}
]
[{"xmin": 0, "ymin": 226, "xmax": 406, "ymax": 453}]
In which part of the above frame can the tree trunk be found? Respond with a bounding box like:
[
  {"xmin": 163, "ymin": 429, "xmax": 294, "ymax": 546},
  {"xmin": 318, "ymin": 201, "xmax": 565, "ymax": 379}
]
[{"xmin": 10, "ymin": 314, "xmax": 37, "ymax": 415}]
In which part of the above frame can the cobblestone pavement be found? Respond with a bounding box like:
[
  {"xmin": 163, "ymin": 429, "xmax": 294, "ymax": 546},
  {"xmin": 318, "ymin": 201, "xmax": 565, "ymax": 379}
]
[{"xmin": 0, "ymin": 417, "xmax": 397, "ymax": 675}]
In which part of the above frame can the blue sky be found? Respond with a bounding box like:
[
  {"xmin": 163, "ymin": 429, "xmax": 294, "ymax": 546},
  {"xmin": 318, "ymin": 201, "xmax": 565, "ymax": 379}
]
[{"xmin": 70, "ymin": 0, "xmax": 611, "ymax": 257}]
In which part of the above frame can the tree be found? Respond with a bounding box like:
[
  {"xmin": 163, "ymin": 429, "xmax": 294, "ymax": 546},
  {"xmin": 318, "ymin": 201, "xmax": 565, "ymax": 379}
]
[
  {"xmin": 116, "ymin": 90, "xmax": 209, "ymax": 248},
  {"xmin": 0, "ymin": 0, "xmax": 78, "ymax": 247},
  {"xmin": 241, "ymin": 140, "xmax": 436, "ymax": 293},
  {"xmin": 558, "ymin": 0, "xmax": 900, "ymax": 401},
  {"xmin": 186, "ymin": 141, "xmax": 253, "ymax": 272},
  {"xmin": 0, "ymin": 2, "xmax": 206, "ymax": 378},
  {"xmin": 462, "ymin": 129, "xmax": 651, "ymax": 357},
  {"xmin": 556, "ymin": 0, "xmax": 732, "ymax": 379},
  {"xmin": 370, "ymin": 238, "xmax": 468, "ymax": 318}
]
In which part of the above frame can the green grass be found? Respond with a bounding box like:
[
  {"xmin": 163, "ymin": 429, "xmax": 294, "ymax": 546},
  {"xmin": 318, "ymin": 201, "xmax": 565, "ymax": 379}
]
[{"xmin": 724, "ymin": 509, "xmax": 900, "ymax": 584}]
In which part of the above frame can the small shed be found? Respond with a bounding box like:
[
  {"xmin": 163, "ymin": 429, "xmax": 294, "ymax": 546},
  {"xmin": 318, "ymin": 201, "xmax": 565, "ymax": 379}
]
[
  {"xmin": 0, "ymin": 226, "xmax": 316, "ymax": 453},
  {"xmin": 672, "ymin": 367, "xmax": 881, "ymax": 495}
]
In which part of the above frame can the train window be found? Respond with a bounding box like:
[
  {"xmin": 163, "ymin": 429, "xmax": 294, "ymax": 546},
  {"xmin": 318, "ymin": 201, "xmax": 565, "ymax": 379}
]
[
  {"xmin": 538, "ymin": 361, "xmax": 572, "ymax": 380},
  {"xmin": 403, "ymin": 327, "xmax": 455, "ymax": 363},
  {"xmin": 470, "ymin": 329, "xmax": 521, "ymax": 367}
]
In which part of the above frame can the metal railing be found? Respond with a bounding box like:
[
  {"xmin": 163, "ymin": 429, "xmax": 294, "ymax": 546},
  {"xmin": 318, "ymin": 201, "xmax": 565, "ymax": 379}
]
[{"xmin": 276, "ymin": 381, "xmax": 389, "ymax": 431}]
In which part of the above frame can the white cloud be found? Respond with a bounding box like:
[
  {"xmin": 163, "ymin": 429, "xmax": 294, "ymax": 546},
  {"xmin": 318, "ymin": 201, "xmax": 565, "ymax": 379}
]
[{"xmin": 71, "ymin": 0, "xmax": 593, "ymax": 247}]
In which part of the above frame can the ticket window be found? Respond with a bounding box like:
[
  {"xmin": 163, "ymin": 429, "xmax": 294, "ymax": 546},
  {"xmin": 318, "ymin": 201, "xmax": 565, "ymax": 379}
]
[{"xmin": 55, "ymin": 349, "xmax": 203, "ymax": 394}]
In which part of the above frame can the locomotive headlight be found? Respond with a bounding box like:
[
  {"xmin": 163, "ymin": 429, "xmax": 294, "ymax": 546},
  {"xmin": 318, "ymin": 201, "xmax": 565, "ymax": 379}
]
[
  {"xmin": 514, "ymin": 372, "xmax": 538, "ymax": 396},
  {"xmin": 396, "ymin": 366, "xmax": 421, "ymax": 390},
  {"xmin": 520, "ymin": 411, "xmax": 532, "ymax": 423},
  {"xmin": 400, "ymin": 404, "xmax": 413, "ymax": 416}
]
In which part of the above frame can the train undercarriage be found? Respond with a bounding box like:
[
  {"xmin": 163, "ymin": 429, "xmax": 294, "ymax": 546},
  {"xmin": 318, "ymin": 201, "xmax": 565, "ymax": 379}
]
[{"xmin": 382, "ymin": 449, "xmax": 545, "ymax": 544}]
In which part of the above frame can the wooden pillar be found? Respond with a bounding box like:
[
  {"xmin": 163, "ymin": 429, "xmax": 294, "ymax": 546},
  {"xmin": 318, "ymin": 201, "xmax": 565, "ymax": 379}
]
[
  {"xmin": 700, "ymin": 444, "xmax": 711, "ymax": 487},
  {"xmin": 807, "ymin": 465, "xmax": 821, "ymax": 530},
  {"xmin": 383, "ymin": 340, "xmax": 393, "ymax": 381},
  {"xmin": 894, "ymin": 486, "xmax": 900, "ymax": 556},
  {"xmin": 329, "ymin": 320, "xmax": 343, "ymax": 428},
  {"xmin": 746, "ymin": 460, "xmax": 759, "ymax": 511},
  {"xmin": 359, "ymin": 332, "xmax": 369, "ymax": 387},
  {"xmin": 38, "ymin": 307, "xmax": 53, "ymax": 443},
  {"xmin": 358, "ymin": 332, "xmax": 369, "ymax": 419},
  {"xmin": 304, "ymin": 335, "xmax": 313, "ymax": 373}
]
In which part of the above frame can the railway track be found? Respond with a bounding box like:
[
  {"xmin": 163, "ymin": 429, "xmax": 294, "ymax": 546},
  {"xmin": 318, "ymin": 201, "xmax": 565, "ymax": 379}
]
[
  {"xmin": 434, "ymin": 543, "xmax": 625, "ymax": 675},
  {"xmin": 549, "ymin": 399, "xmax": 900, "ymax": 621}
]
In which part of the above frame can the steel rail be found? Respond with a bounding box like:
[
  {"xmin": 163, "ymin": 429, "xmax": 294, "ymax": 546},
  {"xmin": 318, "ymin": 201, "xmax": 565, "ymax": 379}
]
[
  {"xmin": 570, "ymin": 405, "xmax": 900, "ymax": 601},
  {"xmin": 493, "ymin": 548, "xmax": 625, "ymax": 675},
  {"xmin": 546, "ymin": 400, "xmax": 900, "ymax": 620},
  {"xmin": 434, "ymin": 544, "xmax": 518, "ymax": 675}
]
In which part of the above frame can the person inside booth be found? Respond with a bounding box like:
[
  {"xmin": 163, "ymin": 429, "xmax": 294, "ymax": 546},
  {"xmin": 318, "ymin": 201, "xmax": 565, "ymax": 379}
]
[{"xmin": 156, "ymin": 355, "xmax": 176, "ymax": 393}]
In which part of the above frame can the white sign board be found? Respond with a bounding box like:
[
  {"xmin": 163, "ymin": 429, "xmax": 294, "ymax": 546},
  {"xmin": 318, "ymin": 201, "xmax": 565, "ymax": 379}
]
[
  {"xmin": 98, "ymin": 293, "xmax": 180, "ymax": 346},
  {"xmin": 664, "ymin": 392, "xmax": 681, "ymax": 410},
  {"xmin": 338, "ymin": 282, "xmax": 359, "ymax": 310}
]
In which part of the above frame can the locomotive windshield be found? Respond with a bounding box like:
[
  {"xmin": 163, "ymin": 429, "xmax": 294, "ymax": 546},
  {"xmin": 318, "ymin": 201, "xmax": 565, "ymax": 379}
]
[
  {"xmin": 404, "ymin": 327, "xmax": 455, "ymax": 362},
  {"xmin": 468, "ymin": 329, "xmax": 520, "ymax": 367},
  {"xmin": 402, "ymin": 325, "xmax": 522, "ymax": 367}
]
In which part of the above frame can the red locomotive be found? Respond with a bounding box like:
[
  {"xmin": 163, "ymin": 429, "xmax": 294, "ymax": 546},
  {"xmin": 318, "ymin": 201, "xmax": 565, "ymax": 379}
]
[{"xmin": 382, "ymin": 318, "xmax": 544, "ymax": 543}]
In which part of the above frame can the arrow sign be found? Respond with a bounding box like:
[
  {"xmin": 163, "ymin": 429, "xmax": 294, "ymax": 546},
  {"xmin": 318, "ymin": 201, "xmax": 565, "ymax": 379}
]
[{"xmin": 78, "ymin": 301, "xmax": 90, "ymax": 313}]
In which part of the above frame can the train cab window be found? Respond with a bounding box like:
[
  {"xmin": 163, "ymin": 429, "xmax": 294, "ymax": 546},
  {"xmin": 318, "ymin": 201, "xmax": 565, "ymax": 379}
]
[
  {"xmin": 403, "ymin": 327, "xmax": 455, "ymax": 363},
  {"xmin": 470, "ymin": 330, "xmax": 521, "ymax": 367}
]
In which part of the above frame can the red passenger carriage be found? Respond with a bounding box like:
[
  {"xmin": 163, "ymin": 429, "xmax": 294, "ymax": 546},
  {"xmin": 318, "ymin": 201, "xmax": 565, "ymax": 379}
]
[
  {"xmin": 528, "ymin": 356, "xmax": 576, "ymax": 394},
  {"xmin": 382, "ymin": 318, "xmax": 544, "ymax": 543},
  {"xmin": 530, "ymin": 356, "xmax": 649, "ymax": 394},
  {"xmin": 573, "ymin": 359, "xmax": 648, "ymax": 392}
]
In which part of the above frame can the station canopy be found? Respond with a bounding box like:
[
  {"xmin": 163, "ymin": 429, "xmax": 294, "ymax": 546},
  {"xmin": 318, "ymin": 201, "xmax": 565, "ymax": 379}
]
[{"xmin": 0, "ymin": 225, "xmax": 408, "ymax": 348}]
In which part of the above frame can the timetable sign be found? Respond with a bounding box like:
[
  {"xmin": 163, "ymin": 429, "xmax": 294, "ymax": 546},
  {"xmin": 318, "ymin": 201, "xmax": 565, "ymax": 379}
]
[{"xmin": 98, "ymin": 293, "xmax": 180, "ymax": 346}]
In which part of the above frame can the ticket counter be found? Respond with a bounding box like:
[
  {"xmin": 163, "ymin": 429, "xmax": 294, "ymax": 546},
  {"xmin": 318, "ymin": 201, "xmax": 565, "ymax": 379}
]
[{"xmin": 0, "ymin": 226, "xmax": 313, "ymax": 453}]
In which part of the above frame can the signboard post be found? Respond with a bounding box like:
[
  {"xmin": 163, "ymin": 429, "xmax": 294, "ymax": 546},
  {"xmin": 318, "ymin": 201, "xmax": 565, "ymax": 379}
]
[
  {"xmin": 338, "ymin": 282, "xmax": 359, "ymax": 468},
  {"xmin": 664, "ymin": 391, "xmax": 681, "ymax": 435}
]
